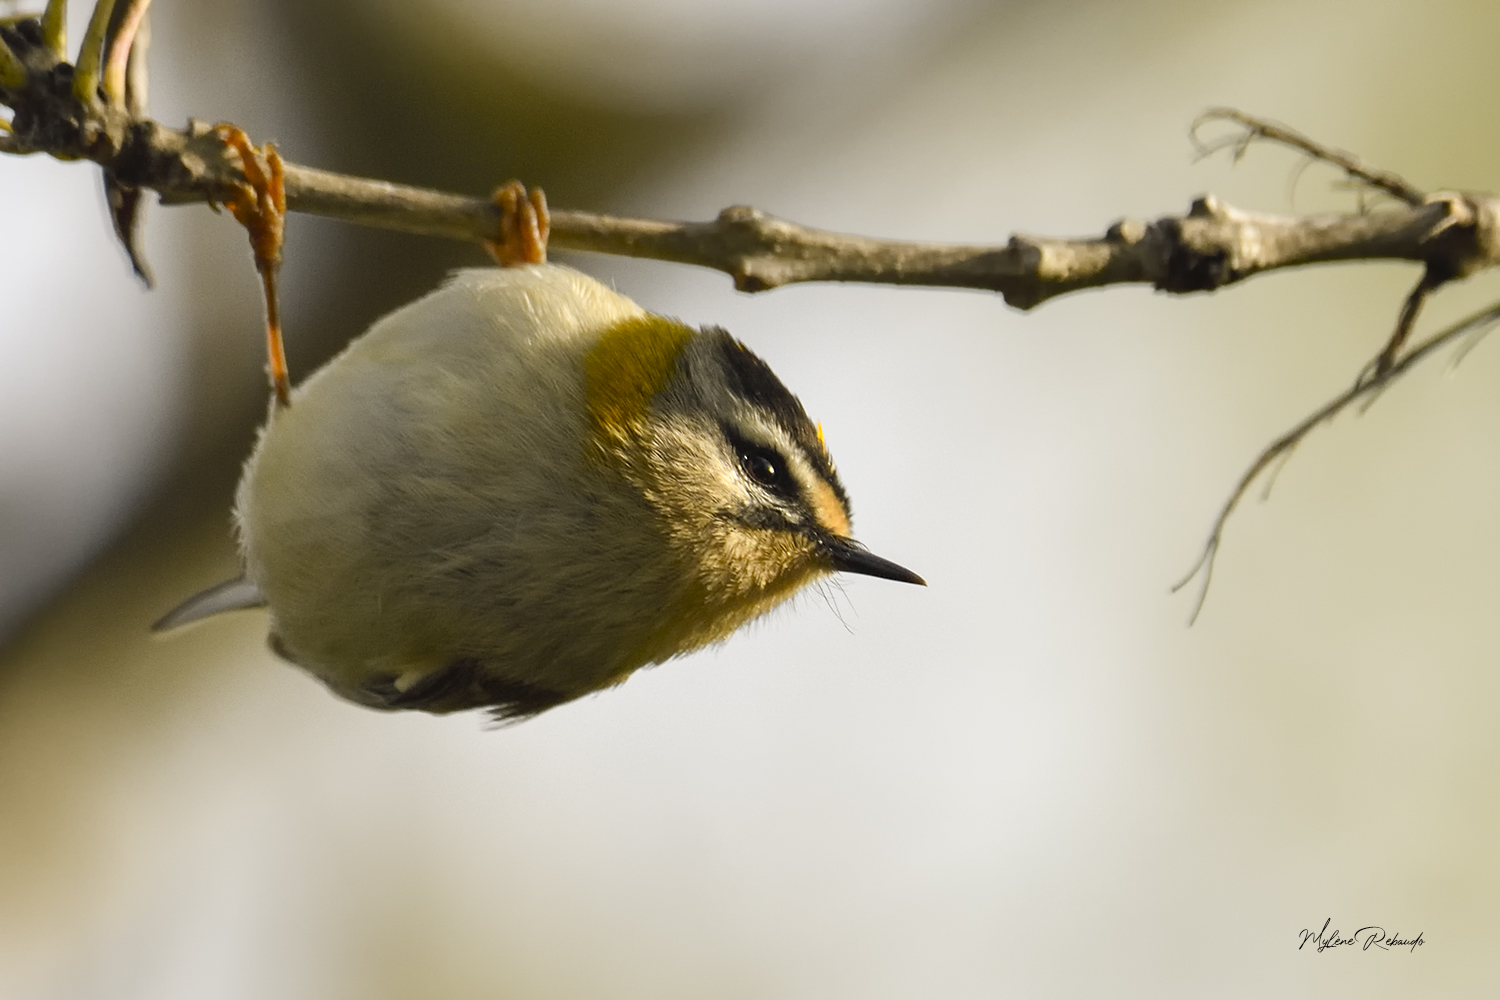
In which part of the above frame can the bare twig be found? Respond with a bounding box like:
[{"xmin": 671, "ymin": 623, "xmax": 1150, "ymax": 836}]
[
  {"xmin": 1173, "ymin": 298, "xmax": 1500, "ymax": 622},
  {"xmin": 1360, "ymin": 271, "xmax": 1439, "ymax": 385},
  {"xmin": 1165, "ymin": 113, "xmax": 1500, "ymax": 615},
  {"xmin": 1, "ymin": 29, "xmax": 1497, "ymax": 307},
  {"xmin": 1193, "ymin": 107, "xmax": 1426, "ymax": 206},
  {"xmin": 4, "ymin": 107, "xmax": 1499, "ymax": 309},
  {"xmin": 1193, "ymin": 110, "xmax": 1500, "ymax": 393},
  {"xmin": 263, "ymin": 174, "xmax": 1495, "ymax": 308}
]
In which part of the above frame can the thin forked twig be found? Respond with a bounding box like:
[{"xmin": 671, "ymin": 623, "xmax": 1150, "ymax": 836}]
[
  {"xmin": 1357, "ymin": 270, "xmax": 1440, "ymax": 386},
  {"xmin": 1173, "ymin": 297, "xmax": 1500, "ymax": 622},
  {"xmin": 1191, "ymin": 107, "xmax": 1426, "ymax": 207},
  {"xmin": 1449, "ymin": 313, "xmax": 1500, "ymax": 371}
]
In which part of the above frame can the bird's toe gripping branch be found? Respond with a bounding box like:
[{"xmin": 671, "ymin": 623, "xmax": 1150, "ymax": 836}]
[
  {"xmin": 216, "ymin": 123, "xmax": 290, "ymax": 408},
  {"xmin": 485, "ymin": 180, "xmax": 549, "ymax": 267}
]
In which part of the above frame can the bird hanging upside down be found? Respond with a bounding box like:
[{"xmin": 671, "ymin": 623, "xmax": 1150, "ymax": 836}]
[{"xmin": 157, "ymin": 179, "xmax": 923, "ymax": 722}]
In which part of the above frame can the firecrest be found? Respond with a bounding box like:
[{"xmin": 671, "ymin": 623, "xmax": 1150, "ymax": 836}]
[{"xmin": 157, "ymin": 192, "xmax": 922, "ymax": 722}]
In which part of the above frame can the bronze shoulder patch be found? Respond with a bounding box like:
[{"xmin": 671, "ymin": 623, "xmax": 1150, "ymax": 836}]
[{"xmin": 584, "ymin": 315, "xmax": 697, "ymax": 445}]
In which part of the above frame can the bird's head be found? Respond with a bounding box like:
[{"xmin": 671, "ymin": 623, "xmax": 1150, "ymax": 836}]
[{"xmin": 584, "ymin": 315, "xmax": 923, "ymax": 646}]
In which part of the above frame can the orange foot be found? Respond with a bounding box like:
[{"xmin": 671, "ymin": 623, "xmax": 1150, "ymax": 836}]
[
  {"xmin": 484, "ymin": 180, "xmax": 549, "ymax": 267},
  {"xmin": 216, "ymin": 123, "xmax": 290, "ymax": 408}
]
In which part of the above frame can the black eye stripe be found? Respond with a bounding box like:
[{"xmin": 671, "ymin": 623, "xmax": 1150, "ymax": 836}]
[{"xmin": 707, "ymin": 330, "xmax": 849, "ymax": 512}]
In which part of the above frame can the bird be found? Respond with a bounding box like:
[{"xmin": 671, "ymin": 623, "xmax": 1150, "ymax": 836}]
[{"xmin": 155, "ymin": 183, "xmax": 923, "ymax": 722}]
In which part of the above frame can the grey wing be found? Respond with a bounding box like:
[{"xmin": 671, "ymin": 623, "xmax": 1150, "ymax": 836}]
[{"xmin": 152, "ymin": 576, "xmax": 267, "ymax": 632}]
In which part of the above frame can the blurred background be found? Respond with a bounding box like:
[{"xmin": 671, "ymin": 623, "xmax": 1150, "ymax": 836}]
[{"xmin": 3, "ymin": 0, "xmax": 1499, "ymax": 996}]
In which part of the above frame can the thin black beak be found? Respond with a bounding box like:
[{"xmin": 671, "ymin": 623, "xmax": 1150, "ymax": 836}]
[{"xmin": 823, "ymin": 537, "xmax": 926, "ymax": 586}]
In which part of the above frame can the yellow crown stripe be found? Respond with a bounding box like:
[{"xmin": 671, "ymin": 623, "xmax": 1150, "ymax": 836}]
[{"xmin": 584, "ymin": 315, "xmax": 697, "ymax": 445}]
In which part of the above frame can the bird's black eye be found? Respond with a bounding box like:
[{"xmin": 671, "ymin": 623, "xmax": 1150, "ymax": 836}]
[
  {"xmin": 742, "ymin": 449, "xmax": 780, "ymax": 486},
  {"xmin": 723, "ymin": 423, "xmax": 798, "ymax": 498},
  {"xmin": 737, "ymin": 444, "xmax": 793, "ymax": 494}
]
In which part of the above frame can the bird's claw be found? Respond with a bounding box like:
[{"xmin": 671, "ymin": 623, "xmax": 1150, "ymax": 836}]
[
  {"xmin": 485, "ymin": 180, "xmax": 549, "ymax": 266},
  {"xmin": 216, "ymin": 122, "xmax": 291, "ymax": 407}
]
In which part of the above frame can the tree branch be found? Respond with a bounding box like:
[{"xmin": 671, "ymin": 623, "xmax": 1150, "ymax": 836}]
[
  {"xmin": 1173, "ymin": 298, "xmax": 1500, "ymax": 622},
  {"xmin": 3, "ymin": 18, "xmax": 1499, "ymax": 308},
  {"xmin": 1192, "ymin": 107, "xmax": 1426, "ymax": 206},
  {"xmin": 200, "ymin": 165, "xmax": 1500, "ymax": 308}
]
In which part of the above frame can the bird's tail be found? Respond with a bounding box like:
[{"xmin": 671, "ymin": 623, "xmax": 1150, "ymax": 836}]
[{"xmin": 152, "ymin": 576, "xmax": 267, "ymax": 632}]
